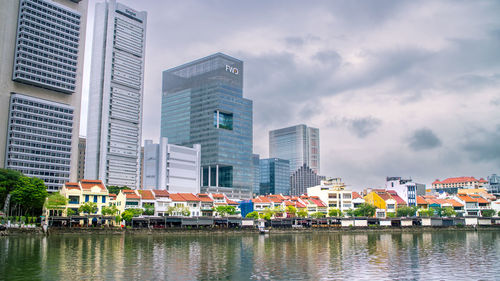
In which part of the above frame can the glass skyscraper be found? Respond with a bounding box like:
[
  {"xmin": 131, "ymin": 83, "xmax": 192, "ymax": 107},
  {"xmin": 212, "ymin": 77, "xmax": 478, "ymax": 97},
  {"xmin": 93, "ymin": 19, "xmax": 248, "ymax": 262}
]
[
  {"xmin": 161, "ymin": 53, "xmax": 253, "ymax": 200},
  {"xmin": 259, "ymin": 158, "xmax": 290, "ymax": 195},
  {"xmin": 269, "ymin": 124, "xmax": 320, "ymax": 174}
]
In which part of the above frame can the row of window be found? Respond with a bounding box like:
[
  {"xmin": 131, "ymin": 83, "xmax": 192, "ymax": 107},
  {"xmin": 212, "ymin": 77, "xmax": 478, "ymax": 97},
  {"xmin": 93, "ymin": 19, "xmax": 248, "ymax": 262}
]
[
  {"xmin": 13, "ymin": 98, "xmax": 73, "ymax": 113},
  {"xmin": 19, "ymin": 34, "xmax": 78, "ymax": 61},
  {"xmin": 11, "ymin": 112, "xmax": 73, "ymax": 127},
  {"xmin": 13, "ymin": 105, "xmax": 73, "ymax": 120},
  {"xmin": 23, "ymin": 0, "xmax": 80, "ymax": 24},
  {"xmin": 18, "ymin": 51, "xmax": 76, "ymax": 73},
  {"xmin": 21, "ymin": 5, "xmax": 80, "ymax": 30},
  {"xmin": 22, "ymin": 13, "xmax": 79, "ymax": 38}
]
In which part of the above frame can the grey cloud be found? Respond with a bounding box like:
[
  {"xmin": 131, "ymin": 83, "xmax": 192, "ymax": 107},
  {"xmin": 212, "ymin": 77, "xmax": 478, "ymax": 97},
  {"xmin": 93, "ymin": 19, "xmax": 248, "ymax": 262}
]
[
  {"xmin": 326, "ymin": 116, "xmax": 382, "ymax": 138},
  {"xmin": 284, "ymin": 37, "xmax": 305, "ymax": 47},
  {"xmin": 463, "ymin": 125, "xmax": 500, "ymax": 163},
  {"xmin": 313, "ymin": 50, "xmax": 342, "ymax": 68},
  {"xmin": 348, "ymin": 117, "xmax": 382, "ymax": 138},
  {"xmin": 408, "ymin": 128, "xmax": 442, "ymax": 151}
]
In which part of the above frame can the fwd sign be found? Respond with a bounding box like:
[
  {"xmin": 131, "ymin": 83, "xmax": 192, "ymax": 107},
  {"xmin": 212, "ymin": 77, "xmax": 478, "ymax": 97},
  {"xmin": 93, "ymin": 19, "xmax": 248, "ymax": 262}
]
[{"xmin": 225, "ymin": 65, "xmax": 239, "ymax": 75}]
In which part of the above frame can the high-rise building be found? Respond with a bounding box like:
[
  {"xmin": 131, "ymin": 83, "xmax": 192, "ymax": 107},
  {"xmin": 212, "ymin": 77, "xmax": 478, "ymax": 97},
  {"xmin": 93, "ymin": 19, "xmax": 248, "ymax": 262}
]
[
  {"xmin": 259, "ymin": 158, "xmax": 290, "ymax": 195},
  {"xmin": 161, "ymin": 53, "xmax": 253, "ymax": 200},
  {"xmin": 85, "ymin": 0, "xmax": 147, "ymax": 188},
  {"xmin": 269, "ymin": 124, "xmax": 320, "ymax": 174},
  {"xmin": 0, "ymin": 0, "xmax": 88, "ymax": 191},
  {"xmin": 77, "ymin": 137, "xmax": 86, "ymax": 181},
  {"xmin": 290, "ymin": 164, "xmax": 324, "ymax": 196},
  {"xmin": 143, "ymin": 137, "xmax": 201, "ymax": 193},
  {"xmin": 386, "ymin": 177, "xmax": 425, "ymax": 206},
  {"xmin": 252, "ymin": 154, "xmax": 260, "ymax": 196}
]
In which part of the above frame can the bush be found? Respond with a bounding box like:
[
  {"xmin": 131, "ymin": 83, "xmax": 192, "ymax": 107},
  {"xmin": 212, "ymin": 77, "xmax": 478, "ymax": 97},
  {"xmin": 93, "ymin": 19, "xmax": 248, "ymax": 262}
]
[
  {"xmin": 245, "ymin": 211, "xmax": 259, "ymax": 219},
  {"xmin": 481, "ymin": 209, "xmax": 495, "ymax": 217},
  {"xmin": 310, "ymin": 212, "xmax": 325, "ymax": 218},
  {"xmin": 328, "ymin": 208, "xmax": 342, "ymax": 217},
  {"xmin": 386, "ymin": 212, "xmax": 396, "ymax": 218},
  {"xmin": 353, "ymin": 204, "xmax": 377, "ymax": 217},
  {"xmin": 297, "ymin": 210, "xmax": 308, "ymax": 218},
  {"xmin": 396, "ymin": 206, "xmax": 418, "ymax": 217}
]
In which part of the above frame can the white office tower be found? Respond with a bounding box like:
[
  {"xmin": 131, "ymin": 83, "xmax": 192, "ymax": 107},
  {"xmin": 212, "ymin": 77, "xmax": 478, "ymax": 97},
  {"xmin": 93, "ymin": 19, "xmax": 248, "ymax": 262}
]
[
  {"xmin": 269, "ymin": 124, "xmax": 320, "ymax": 174},
  {"xmin": 143, "ymin": 138, "xmax": 201, "ymax": 194},
  {"xmin": 85, "ymin": 0, "xmax": 147, "ymax": 188},
  {"xmin": 0, "ymin": 0, "xmax": 88, "ymax": 192}
]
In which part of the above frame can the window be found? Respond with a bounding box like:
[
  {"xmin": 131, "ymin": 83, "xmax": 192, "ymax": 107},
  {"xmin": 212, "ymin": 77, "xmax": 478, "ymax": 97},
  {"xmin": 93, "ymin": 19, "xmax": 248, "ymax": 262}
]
[
  {"xmin": 85, "ymin": 195, "xmax": 89, "ymax": 202},
  {"xmin": 213, "ymin": 110, "xmax": 233, "ymax": 130},
  {"xmin": 102, "ymin": 196, "xmax": 106, "ymax": 204},
  {"xmin": 93, "ymin": 196, "xmax": 97, "ymax": 203}
]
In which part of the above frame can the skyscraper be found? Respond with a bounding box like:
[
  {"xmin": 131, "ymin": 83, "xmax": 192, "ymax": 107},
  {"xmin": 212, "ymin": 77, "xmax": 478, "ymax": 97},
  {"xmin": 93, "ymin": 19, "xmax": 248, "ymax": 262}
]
[
  {"xmin": 259, "ymin": 158, "xmax": 290, "ymax": 195},
  {"xmin": 290, "ymin": 164, "xmax": 324, "ymax": 196},
  {"xmin": 161, "ymin": 53, "xmax": 253, "ymax": 200},
  {"xmin": 143, "ymin": 137, "xmax": 201, "ymax": 193},
  {"xmin": 0, "ymin": 0, "xmax": 88, "ymax": 191},
  {"xmin": 269, "ymin": 124, "xmax": 320, "ymax": 174},
  {"xmin": 252, "ymin": 154, "xmax": 260, "ymax": 195},
  {"xmin": 85, "ymin": 0, "xmax": 147, "ymax": 188}
]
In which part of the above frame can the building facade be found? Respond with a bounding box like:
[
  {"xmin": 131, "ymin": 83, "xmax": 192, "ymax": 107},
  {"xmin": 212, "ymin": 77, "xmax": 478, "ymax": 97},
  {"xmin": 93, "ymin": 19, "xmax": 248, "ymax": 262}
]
[
  {"xmin": 0, "ymin": 0, "xmax": 88, "ymax": 191},
  {"xmin": 143, "ymin": 137, "xmax": 201, "ymax": 193},
  {"xmin": 85, "ymin": 0, "xmax": 147, "ymax": 188},
  {"xmin": 290, "ymin": 164, "xmax": 324, "ymax": 196},
  {"xmin": 259, "ymin": 158, "xmax": 290, "ymax": 195},
  {"xmin": 252, "ymin": 154, "xmax": 260, "ymax": 196},
  {"xmin": 307, "ymin": 178, "xmax": 353, "ymax": 212},
  {"xmin": 269, "ymin": 124, "xmax": 320, "ymax": 174},
  {"xmin": 487, "ymin": 174, "xmax": 500, "ymax": 195},
  {"xmin": 386, "ymin": 177, "xmax": 425, "ymax": 206},
  {"xmin": 432, "ymin": 177, "xmax": 488, "ymax": 194},
  {"xmin": 77, "ymin": 137, "xmax": 86, "ymax": 181},
  {"xmin": 161, "ymin": 53, "xmax": 253, "ymax": 200}
]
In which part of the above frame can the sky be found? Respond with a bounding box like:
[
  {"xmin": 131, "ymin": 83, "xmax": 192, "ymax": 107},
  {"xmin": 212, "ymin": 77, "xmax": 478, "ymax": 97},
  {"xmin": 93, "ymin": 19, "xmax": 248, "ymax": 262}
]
[{"xmin": 80, "ymin": 0, "xmax": 500, "ymax": 190}]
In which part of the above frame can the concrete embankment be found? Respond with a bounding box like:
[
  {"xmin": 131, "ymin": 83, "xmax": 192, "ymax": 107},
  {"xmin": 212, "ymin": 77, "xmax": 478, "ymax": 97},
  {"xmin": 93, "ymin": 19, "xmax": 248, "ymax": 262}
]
[{"xmin": 2, "ymin": 225, "xmax": 499, "ymax": 236}]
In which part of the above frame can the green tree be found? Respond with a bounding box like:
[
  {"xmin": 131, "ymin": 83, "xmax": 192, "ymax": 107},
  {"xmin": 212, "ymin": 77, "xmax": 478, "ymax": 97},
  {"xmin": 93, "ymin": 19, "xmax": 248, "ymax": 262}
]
[
  {"xmin": 143, "ymin": 207, "xmax": 155, "ymax": 216},
  {"xmin": 259, "ymin": 212, "xmax": 272, "ymax": 220},
  {"xmin": 440, "ymin": 207, "xmax": 456, "ymax": 217},
  {"xmin": 498, "ymin": 210, "xmax": 500, "ymax": 217},
  {"xmin": 107, "ymin": 185, "xmax": 128, "ymax": 195},
  {"xmin": 353, "ymin": 204, "xmax": 376, "ymax": 217},
  {"xmin": 285, "ymin": 205, "xmax": 297, "ymax": 216},
  {"xmin": 297, "ymin": 209, "xmax": 308, "ymax": 218},
  {"xmin": 102, "ymin": 205, "xmax": 119, "ymax": 216},
  {"xmin": 396, "ymin": 206, "xmax": 418, "ymax": 217},
  {"xmin": 328, "ymin": 208, "xmax": 342, "ymax": 217},
  {"xmin": 45, "ymin": 193, "xmax": 68, "ymax": 209},
  {"xmin": 345, "ymin": 209, "xmax": 355, "ymax": 217},
  {"xmin": 311, "ymin": 212, "xmax": 325, "ymax": 218},
  {"xmin": 245, "ymin": 211, "xmax": 259, "ymax": 219},
  {"xmin": 10, "ymin": 176, "xmax": 48, "ymax": 216},
  {"xmin": 418, "ymin": 208, "xmax": 434, "ymax": 217},
  {"xmin": 214, "ymin": 205, "xmax": 237, "ymax": 217},
  {"xmin": 78, "ymin": 202, "xmax": 98, "ymax": 214},
  {"xmin": 481, "ymin": 209, "xmax": 495, "ymax": 217},
  {"xmin": 386, "ymin": 212, "xmax": 396, "ymax": 218},
  {"xmin": 0, "ymin": 169, "xmax": 23, "ymax": 210},
  {"xmin": 121, "ymin": 208, "xmax": 143, "ymax": 222},
  {"xmin": 66, "ymin": 208, "xmax": 76, "ymax": 216}
]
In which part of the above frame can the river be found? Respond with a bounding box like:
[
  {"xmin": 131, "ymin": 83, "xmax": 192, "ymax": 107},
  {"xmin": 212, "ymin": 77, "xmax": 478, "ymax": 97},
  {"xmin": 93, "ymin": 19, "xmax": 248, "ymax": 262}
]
[{"xmin": 1, "ymin": 230, "xmax": 499, "ymax": 280}]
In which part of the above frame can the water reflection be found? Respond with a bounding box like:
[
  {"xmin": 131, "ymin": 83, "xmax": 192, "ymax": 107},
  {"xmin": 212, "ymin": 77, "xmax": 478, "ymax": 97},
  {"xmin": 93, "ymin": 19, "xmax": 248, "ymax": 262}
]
[{"xmin": 1, "ymin": 231, "xmax": 499, "ymax": 280}]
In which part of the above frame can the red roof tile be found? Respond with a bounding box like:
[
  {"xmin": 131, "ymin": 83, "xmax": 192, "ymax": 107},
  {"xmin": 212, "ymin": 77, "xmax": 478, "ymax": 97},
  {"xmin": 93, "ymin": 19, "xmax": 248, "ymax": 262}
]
[
  {"xmin": 433, "ymin": 177, "xmax": 479, "ymax": 185},
  {"xmin": 352, "ymin": 192, "xmax": 362, "ymax": 199},
  {"xmin": 197, "ymin": 194, "xmax": 214, "ymax": 202},
  {"xmin": 64, "ymin": 182, "xmax": 81, "ymax": 190},
  {"xmin": 227, "ymin": 199, "xmax": 239, "ymax": 205},
  {"xmin": 125, "ymin": 193, "xmax": 140, "ymax": 200},
  {"xmin": 212, "ymin": 194, "xmax": 224, "ymax": 199},
  {"xmin": 169, "ymin": 193, "xmax": 200, "ymax": 202},
  {"xmin": 152, "ymin": 190, "xmax": 170, "ymax": 197},
  {"xmin": 310, "ymin": 198, "xmax": 327, "ymax": 207},
  {"xmin": 138, "ymin": 190, "xmax": 155, "ymax": 200},
  {"xmin": 80, "ymin": 179, "xmax": 107, "ymax": 192},
  {"xmin": 417, "ymin": 196, "xmax": 428, "ymax": 205}
]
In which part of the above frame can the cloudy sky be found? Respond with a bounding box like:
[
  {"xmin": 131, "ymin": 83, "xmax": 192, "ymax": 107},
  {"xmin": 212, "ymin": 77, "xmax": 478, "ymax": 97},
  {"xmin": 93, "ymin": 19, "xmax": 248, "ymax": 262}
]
[{"xmin": 81, "ymin": 0, "xmax": 500, "ymax": 190}]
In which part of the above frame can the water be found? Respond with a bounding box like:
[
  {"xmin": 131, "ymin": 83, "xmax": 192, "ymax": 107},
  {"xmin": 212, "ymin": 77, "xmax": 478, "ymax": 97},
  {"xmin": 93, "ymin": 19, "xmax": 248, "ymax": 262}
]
[{"xmin": 1, "ymin": 230, "xmax": 499, "ymax": 280}]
